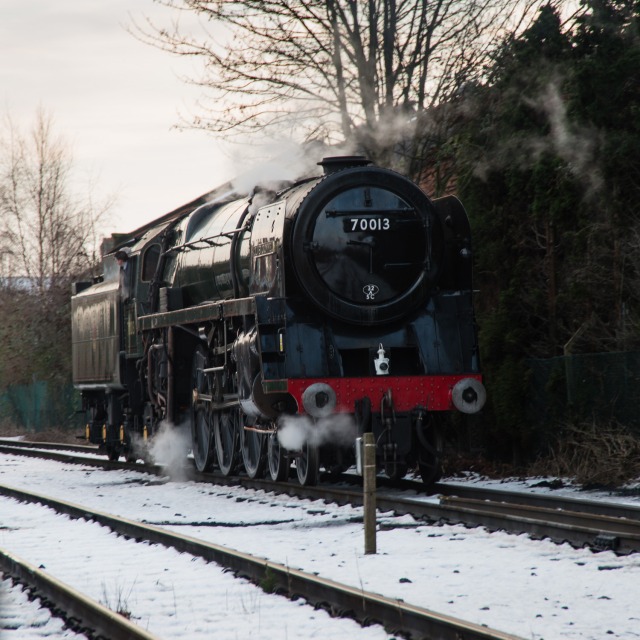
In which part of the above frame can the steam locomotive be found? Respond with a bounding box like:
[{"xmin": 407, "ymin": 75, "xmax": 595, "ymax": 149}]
[{"xmin": 71, "ymin": 156, "xmax": 485, "ymax": 486}]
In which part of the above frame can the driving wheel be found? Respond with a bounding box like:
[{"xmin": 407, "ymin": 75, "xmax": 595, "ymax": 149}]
[
  {"xmin": 214, "ymin": 406, "xmax": 240, "ymax": 476},
  {"xmin": 267, "ymin": 429, "xmax": 289, "ymax": 482},
  {"xmin": 296, "ymin": 441, "xmax": 319, "ymax": 486},
  {"xmin": 241, "ymin": 423, "xmax": 266, "ymax": 479},
  {"xmin": 190, "ymin": 346, "xmax": 215, "ymax": 472}
]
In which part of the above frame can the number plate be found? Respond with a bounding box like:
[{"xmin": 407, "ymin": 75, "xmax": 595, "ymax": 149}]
[{"xmin": 342, "ymin": 217, "xmax": 394, "ymax": 232}]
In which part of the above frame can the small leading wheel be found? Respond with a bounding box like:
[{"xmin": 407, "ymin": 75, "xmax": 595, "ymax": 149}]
[
  {"xmin": 241, "ymin": 424, "xmax": 266, "ymax": 479},
  {"xmin": 296, "ymin": 441, "xmax": 319, "ymax": 486},
  {"xmin": 417, "ymin": 418, "xmax": 444, "ymax": 486},
  {"xmin": 191, "ymin": 347, "xmax": 215, "ymax": 472},
  {"xmin": 214, "ymin": 407, "xmax": 240, "ymax": 476},
  {"xmin": 385, "ymin": 461, "xmax": 408, "ymax": 482},
  {"xmin": 105, "ymin": 422, "xmax": 121, "ymax": 462},
  {"xmin": 123, "ymin": 426, "xmax": 138, "ymax": 463},
  {"xmin": 267, "ymin": 430, "xmax": 289, "ymax": 482},
  {"xmin": 105, "ymin": 444, "xmax": 120, "ymax": 462}
]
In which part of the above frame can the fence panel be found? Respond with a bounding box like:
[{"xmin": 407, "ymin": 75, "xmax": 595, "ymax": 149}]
[
  {"xmin": 526, "ymin": 351, "xmax": 640, "ymax": 435},
  {"xmin": 0, "ymin": 382, "xmax": 82, "ymax": 432}
]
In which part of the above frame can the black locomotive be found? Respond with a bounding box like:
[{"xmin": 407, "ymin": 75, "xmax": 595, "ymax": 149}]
[{"xmin": 71, "ymin": 156, "xmax": 484, "ymax": 485}]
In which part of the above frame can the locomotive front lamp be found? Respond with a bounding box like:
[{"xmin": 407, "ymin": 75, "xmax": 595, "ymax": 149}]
[
  {"xmin": 302, "ymin": 382, "xmax": 337, "ymax": 418},
  {"xmin": 374, "ymin": 343, "xmax": 390, "ymax": 375},
  {"xmin": 451, "ymin": 378, "xmax": 486, "ymax": 414}
]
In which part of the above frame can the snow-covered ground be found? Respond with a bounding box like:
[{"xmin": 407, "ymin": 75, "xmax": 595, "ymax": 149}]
[
  {"xmin": 2, "ymin": 497, "xmax": 394, "ymax": 640},
  {"xmin": 1, "ymin": 579, "xmax": 87, "ymax": 639},
  {"xmin": 1, "ymin": 450, "xmax": 640, "ymax": 639}
]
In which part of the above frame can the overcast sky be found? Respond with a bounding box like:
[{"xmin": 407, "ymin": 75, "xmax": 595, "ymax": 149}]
[{"xmin": 1, "ymin": 1, "xmax": 241, "ymax": 237}]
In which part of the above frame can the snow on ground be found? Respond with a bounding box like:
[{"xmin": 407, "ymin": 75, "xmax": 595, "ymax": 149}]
[
  {"xmin": 1, "ymin": 498, "xmax": 393, "ymax": 640},
  {"xmin": 1, "ymin": 451, "xmax": 640, "ymax": 639},
  {"xmin": 0, "ymin": 578, "xmax": 87, "ymax": 639}
]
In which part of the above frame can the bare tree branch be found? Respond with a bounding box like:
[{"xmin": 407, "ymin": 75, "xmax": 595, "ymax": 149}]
[
  {"xmin": 131, "ymin": 0, "xmax": 560, "ymax": 171},
  {"xmin": 0, "ymin": 108, "xmax": 112, "ymax": 289}
]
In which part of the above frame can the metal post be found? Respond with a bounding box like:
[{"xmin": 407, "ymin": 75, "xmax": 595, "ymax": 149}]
[{"xmin": 363, "ymin": 431, "xmax": 377, "ymax": 554}]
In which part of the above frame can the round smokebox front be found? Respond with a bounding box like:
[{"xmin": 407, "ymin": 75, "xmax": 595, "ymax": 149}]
[{"xmin": 291, "ymin": 169, "xmax": 439, "ymax": 325}]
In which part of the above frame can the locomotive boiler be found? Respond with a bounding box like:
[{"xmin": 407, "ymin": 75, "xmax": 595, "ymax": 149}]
[{"xmin": 71, "ymin": 156, "xmax": 485, "ymax": 486}]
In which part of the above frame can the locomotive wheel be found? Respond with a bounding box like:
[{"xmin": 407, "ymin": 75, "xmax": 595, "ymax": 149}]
[
  {"xmin": 296, "ymin": 442, "xmax": 319, "ymax": 486},
  {"xmin": 105, "ymin": 422, "xmax": 122, "ymax": 462},
  {"xmin": 105, "ymin": 444, "xmax": 120, "ymax": 462},
  {"xmin": 385, "ymin": 462, "xmax": 408, "ymax": 482},
  {"xmin": 191, "ymin": 347, "xmax": 215, "ymax": 472},
  {"xmin": 241, "ymin": 425, "xmax": 266, "ymax": 479},
  {"xmin": 267, "ymin": 430, "xmax": 289, "ymax": 482},
  {"xmin": 123, "ymin": 426, "xmax": 139, "ymax": 463},
  {"xmin": 192, "ymin": 407, "xmax": 214, "ymax": 472},
  {"xmin": 214, "ymin": 407, "xmax": 240, "ymax": 476},
  {"xmin": 417, "ymin": 422, "xmax": 444, "ymax": 486}
]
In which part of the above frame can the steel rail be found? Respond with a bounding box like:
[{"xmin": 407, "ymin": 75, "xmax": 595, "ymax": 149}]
[
  {"xmin": 3, "ymin": 442, "xmax": 640, "ymax": 553},
  {"xmin": 442, "ymin": 495, "xmax": 640, "ymax": 534},
  {"xmin": 0, "ymin": 483, "xmax": 524, "ymax": 640},
  {"xmin": 222, "ymin": 476, "xmax": 640, "ymax": 554},
  {"xmin": 0, "ymin": 443, "xmax": 138, "ymax": 471},
  {"xmin": 437, "ymin": 495, "xmax": 640, "ymax": 554},
  {"xmin": 0, "ymin": 438, "xmax": 100, "ymax": 454},
  {"xmin": 433, "ymin": 481, "xmax": 640, "ymax": 521},
  {"xmin": 0, "ymin": 547, "xmax": 161, "ymax": 640},
  {"xmin": 3, "ymin": 438, "xmax": 638, "ymax": 518},
  {"xmin": 0, "ymin": 443, "xmax": 184, "ymax": 478}
]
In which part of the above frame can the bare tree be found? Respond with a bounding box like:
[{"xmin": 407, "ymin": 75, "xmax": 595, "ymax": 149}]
[
  {"xmin": 0, "ymin": 109, "xmax": 113, "ymax": 392},
  {"xmin": 0, "ymin": 108, "xmax": 110, "ymax": 291},
  {"xmin": 135, "ymin": 0, "xmax": 554, "ymax": 172}
]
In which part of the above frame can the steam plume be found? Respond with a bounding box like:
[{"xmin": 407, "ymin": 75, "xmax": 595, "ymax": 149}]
[
  {"xmin": 131, "ymin": 420, "xmax": 191, "ymax": 481},
  {"xmin": 277, "ymin": 413, "xmax": 357, "ymax": 450}
]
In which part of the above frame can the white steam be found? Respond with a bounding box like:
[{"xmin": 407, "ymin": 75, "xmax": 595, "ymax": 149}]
[
  {"xmin": 277, "ymin": 413, "xmax": 358, "ymax": 451},
  {"xmin": 472, "ymin": 76, "xmax": 604, "ymax": 200},
  {"xmin": 132, "ymin": 420, "xmax": 191, "ymax": 481},
  {"xmin": 527, "ymin": 79, "xmax": 604, "ymax": 198},
  {"xmin": 229, "ymin": 139, "xmax": 330, "ymax": 196}
]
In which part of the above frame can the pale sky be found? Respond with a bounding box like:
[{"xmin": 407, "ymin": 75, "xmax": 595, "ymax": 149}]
[{"xmin": 1, "ymin": 1, "xmax": 240, "ymax": 237}]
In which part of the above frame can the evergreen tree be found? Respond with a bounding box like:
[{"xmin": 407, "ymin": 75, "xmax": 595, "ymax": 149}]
[{"xmin": 452, "ymin": 1, "xmax": 640, "ymax": 459}]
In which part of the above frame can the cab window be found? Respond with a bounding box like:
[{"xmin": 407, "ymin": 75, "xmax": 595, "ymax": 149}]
[{"xmin": 142, "ymin": 244, "xmax": 161, "ymax": 282}]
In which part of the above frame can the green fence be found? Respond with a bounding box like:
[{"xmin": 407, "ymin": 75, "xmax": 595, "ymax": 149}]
[
  {"xmin": 526, "ymin": 351, "xmax": 640, "ymax": 435},
  {"xmin": 0, "ymin": 381, "xmax": 82, "ymax": 432}
]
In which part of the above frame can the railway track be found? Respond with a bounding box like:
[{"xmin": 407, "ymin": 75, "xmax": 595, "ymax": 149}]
[
  {"xmin": 2, "ymin": 438, "xmax": 639, "ymax": 555},
  {"xmin": 0, "ymin": 548, "xmax": 159, "ymax": 640},
  {"xmin": 0, "ymin": 483, "xmax": 522, "ymax": 640}
]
